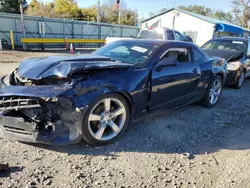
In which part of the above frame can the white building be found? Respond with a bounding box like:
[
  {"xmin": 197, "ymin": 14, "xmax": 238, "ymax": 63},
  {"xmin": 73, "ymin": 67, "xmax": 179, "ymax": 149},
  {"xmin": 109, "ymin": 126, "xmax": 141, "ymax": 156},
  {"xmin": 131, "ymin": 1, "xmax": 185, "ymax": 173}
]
[{"xmin": 141, "ymin": 8, "xmax": 250, "ymax": 46}]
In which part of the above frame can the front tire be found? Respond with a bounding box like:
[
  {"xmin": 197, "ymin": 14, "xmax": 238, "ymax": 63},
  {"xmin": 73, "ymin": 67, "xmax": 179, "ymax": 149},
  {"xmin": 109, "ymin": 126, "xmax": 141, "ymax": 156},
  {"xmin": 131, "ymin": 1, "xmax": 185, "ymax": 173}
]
[
  {"xmin": 233, "ymin": 71, "xmax": 245, "ymax": 89},
  {"xmin": 82, "ymin": 93, "xmax": 130, "ymax": 146},
  {"xmin": 200, "ymin": 75, "xmax": 223, "ymax": 108}
]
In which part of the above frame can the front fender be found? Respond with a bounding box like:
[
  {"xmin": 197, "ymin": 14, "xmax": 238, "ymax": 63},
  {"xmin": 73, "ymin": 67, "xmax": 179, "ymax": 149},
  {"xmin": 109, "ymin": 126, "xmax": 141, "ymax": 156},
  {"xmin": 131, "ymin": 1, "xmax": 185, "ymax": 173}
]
[
  {"xmin": 72, "ymin": 82, "xmax": 128, "ymax": 108},
  {"xmin": 211, "ymin": 57, "xmax": 228, "ymax": 83}
]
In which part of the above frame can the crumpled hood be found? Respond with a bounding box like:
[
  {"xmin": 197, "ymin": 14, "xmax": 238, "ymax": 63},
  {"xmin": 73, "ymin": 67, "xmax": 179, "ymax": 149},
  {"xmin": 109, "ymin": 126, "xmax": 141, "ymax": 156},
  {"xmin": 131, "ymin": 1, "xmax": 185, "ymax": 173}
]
[
  {"xmin": 18, "ymin": 54, "xmax": 131, "ymax": 80},
  {"xmin": 202, "ymin": 49, "xmax": 243, "ymax": 62}
]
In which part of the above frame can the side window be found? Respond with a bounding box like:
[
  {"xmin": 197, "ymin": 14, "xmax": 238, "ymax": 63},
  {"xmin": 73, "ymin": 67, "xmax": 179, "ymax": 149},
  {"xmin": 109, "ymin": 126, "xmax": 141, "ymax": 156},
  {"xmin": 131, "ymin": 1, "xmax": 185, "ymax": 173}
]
[
  {"xmin": 192, "ymin": 48, "xmax": 204, "ymax": 61},
  {"xmin": 166, "ymin": 30, "xmax": 175, "ymax": 40},
  {"xmin": 161, "ymin": 48, "xmax": 192, "ymax": 63},
  {"xmin": 174, "ymin": 31, "xmax": 186, "ymax": 41}
]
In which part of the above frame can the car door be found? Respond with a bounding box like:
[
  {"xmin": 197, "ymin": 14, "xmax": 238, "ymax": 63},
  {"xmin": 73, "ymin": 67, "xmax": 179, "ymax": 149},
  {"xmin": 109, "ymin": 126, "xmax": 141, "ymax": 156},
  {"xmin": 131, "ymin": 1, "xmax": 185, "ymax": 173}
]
[{"xmin": 150, "ymin": 46, "xmax": 201, "ymax": 112}]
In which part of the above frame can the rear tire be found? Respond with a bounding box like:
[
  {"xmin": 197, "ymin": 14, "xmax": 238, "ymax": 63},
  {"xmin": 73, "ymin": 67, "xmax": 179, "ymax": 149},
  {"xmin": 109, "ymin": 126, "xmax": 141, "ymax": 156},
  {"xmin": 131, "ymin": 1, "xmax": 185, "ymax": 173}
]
[
  {"xmin": 233, "ymin": 71, "xmax": 245, "ymax": 89},
  {"xmin": 82, "ymin": 93, "xmax": 130, "ymax": 146},
  {"xmin": 199, "ymin": 75, "xmax": 223, "ymax": 108}
]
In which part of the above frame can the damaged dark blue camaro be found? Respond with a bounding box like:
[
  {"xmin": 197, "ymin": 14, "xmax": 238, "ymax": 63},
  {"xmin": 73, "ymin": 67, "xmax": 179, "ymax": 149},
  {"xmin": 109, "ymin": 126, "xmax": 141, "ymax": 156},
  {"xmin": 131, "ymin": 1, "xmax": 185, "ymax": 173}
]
[{"xmin": 0, "ymin": 40, "xmax": 227, "ymax": 146}]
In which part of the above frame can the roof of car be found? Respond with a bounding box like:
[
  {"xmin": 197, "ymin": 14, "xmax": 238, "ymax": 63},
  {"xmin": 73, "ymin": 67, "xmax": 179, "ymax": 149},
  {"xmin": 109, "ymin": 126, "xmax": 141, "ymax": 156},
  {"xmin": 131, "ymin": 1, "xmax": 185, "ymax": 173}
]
[
  {"xmin": 208, "ymin": 37, "xmax": 248, "ymax": 42},
  {"xmin": 140, "ymin": 27, "xmax": 171, "ymax": 30},
  {"xmin": 116, "ymin": 39, "xmax": 197, "ymax": 47}
]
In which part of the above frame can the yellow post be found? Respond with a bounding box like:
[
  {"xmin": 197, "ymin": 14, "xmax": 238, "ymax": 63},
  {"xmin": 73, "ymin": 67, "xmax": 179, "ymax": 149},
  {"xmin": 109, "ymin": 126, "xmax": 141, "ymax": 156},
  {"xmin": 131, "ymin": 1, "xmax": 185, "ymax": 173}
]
[{"xmin": 10, "ymin": 30, "xmax": 15, "ymax": 50}]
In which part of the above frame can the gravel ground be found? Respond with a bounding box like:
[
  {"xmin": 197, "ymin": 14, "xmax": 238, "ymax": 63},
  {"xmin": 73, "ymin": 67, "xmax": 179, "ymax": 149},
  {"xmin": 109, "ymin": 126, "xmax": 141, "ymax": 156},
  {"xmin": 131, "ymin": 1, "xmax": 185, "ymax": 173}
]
[{"xmin": 0, "ymin": 51, "xmax": 250, "ymax": 188}]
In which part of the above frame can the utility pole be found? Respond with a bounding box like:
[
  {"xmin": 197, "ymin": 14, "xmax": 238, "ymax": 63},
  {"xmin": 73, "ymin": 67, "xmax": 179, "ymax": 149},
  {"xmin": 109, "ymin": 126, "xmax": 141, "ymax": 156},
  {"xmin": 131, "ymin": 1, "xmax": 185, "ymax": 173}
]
[
  {"xmin": 118, "ymin": 4, "xmax": 121, "ymax": 24},
  {"xmin": 97, "ymin": 0, "xmax": 100, "ymax": 22},
  {"xmin": 20, "ymin": 1, "xmax": 26, "ymax": 50},
  {"xmin": 172, "ymin": 0, "xmax": 177, "ymax": 30}
]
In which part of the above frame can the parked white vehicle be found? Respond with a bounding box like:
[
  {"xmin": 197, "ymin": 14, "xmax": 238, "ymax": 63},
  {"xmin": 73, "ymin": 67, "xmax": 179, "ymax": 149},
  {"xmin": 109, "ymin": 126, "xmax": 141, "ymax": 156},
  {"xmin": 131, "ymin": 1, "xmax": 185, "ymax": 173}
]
[
  {"xmin": 105, "ymin": 37, "xmax": 132, "ymax": 44},
  {"xmin": 105, "ymin": 27, "xmax": 193, "ymax": 44}
]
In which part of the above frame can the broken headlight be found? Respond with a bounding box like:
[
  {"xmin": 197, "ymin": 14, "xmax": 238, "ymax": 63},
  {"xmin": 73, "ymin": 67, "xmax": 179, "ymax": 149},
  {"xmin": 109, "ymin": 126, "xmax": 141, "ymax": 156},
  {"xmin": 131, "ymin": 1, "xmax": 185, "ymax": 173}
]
[{"xmin": 228, "ymin": 61, "xmax": 241, "ymax": 71}]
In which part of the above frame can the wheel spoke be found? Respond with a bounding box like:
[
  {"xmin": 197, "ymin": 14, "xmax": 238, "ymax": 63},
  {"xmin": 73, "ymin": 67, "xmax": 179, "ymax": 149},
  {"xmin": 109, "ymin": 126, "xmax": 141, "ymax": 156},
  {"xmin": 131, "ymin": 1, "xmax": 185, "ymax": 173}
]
[
  {"xmin": 210, "ymin": 94, "xmax": 215, "ymax": 104},
  {"xmin": 108, "ymin": 121, "xmax": 120, "ymax": 134},
  {"xmin": 89, "ymin": 113, "xmax": 101, "ymax": 121},
  {"xmin": 103, "ymin": 99, "xmax": 111, "ymax": 112},
  {"xmin": 209, "ymin": 90, "xmax": 213, "ymax": 97},
  {"xmin": 111, "ymin": 107, "xmax": 125, "ymax": 118},
  {"xmin": 95, "ymin": 126, "xmax": 106, "ymax": 140},
  {"xmin": 214, "ymin": 81, "xmax": 221, "ymax": 90},
  {"xmin": 212, "ymin": 81, "xmax": 216, "ymax": 89}
]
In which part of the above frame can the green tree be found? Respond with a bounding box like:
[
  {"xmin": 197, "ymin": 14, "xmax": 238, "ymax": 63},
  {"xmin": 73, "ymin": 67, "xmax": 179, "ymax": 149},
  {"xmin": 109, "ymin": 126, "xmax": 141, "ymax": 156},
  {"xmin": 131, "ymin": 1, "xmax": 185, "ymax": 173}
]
[
  {"xmin": 0, "ymin": 0, "xmax": 20, "ymax": 13},
  {"xmin": 231, "ymin": 0, "xmax": 250, "ymax": 27},
  {"xmin": 81, "ymin": 6, "xmax": 97, "ymax": 21},
  {"xmin": 120, "ymin": 9, "xmax": 138, "ymax": 26},
  {"xmin": 213, "ymin": 10, "xmax": 234, "ymax": 22},
  {"xmin": 177, "ymin": 5, "xmax": 236, "ymax": 24},
  {"xmin": 26, "ymin": 0, "xmax": 58, "ymax": 17},
  {"xmin": 25, "ymin": 0, "xmax": 138, "ymax": 26},
  {"xmin": 54, "ymin": 0, "xmax": 79, "ymax": 18},
  {"xmin": 178, "ymin": 5, "xmax": 213, "ymax": 16}
]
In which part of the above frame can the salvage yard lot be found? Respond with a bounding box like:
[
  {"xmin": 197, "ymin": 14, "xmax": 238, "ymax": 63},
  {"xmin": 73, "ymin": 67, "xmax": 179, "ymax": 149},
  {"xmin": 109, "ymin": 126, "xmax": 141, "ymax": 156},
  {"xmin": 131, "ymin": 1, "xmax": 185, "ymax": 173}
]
[{"xmin": 0, "ymin": 50, "xmax": 250, "ymax": 188}]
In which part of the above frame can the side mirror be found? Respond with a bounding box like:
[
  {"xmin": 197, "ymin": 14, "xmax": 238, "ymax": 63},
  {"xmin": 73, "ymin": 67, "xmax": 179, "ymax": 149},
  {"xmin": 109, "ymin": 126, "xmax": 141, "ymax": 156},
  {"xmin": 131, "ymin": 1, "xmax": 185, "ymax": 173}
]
[{"xmin": 155, "ymin": 58, "xmax": 177, "ymax": 69}]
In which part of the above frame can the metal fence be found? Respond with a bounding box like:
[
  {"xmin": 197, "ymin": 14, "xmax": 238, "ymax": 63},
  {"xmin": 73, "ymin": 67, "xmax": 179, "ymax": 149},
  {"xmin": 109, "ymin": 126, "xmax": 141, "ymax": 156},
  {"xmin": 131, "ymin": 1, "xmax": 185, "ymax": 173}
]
[{"xmin": 0, "ymin": 13, "xmax": 139, "ymax": 49}]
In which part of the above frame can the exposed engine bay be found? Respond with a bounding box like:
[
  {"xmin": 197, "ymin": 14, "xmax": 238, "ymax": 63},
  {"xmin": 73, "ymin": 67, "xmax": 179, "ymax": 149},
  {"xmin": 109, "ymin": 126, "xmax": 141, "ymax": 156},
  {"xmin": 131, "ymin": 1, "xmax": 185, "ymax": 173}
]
[{"xmin": 8, "ymin": 69, "xmax": 72, "ymax": 86}]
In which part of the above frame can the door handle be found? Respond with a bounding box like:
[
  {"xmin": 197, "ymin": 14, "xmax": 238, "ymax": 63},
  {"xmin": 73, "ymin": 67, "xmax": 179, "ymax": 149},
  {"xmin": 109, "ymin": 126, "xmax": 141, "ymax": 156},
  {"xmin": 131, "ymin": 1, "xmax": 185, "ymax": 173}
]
[{"xmin": 193, "ymin": 68, "xmax": 198, "ymax": 73}]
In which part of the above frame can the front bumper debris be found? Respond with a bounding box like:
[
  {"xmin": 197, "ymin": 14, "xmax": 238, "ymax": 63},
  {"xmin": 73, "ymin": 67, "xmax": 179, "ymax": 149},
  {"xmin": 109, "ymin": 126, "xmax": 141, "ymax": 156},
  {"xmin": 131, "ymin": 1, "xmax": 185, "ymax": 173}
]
[
  {"xmin": 225, "ymin": 69, "xmax": 241, "ymax": 85},
  {"xmin": 0, "ymin": 96, "xmax": 40, "ymax": 111},
  {"xmin": 0, "ymin": 84, "xmax": 88, "ymax": 146},
  {"xmin": 0, "ymin": 115, "xmax": 40, "ymax": 143}
]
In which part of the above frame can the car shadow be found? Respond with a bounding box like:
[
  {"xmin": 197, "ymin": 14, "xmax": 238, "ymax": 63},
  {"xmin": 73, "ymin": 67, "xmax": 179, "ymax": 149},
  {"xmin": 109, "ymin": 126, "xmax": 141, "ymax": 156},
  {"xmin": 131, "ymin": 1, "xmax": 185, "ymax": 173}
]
[{"xmin": 24, "ymin": 80, "xmax": 250, "ymax": 157}]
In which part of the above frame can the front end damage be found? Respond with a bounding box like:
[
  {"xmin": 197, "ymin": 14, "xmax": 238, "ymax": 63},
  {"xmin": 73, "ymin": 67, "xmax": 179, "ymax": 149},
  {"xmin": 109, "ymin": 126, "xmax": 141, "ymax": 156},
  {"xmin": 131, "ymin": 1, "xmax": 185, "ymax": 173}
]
[
  {"xmin": 0, "ymin": 96, "xmax": 86, "ymax": 145},
  {"xmin": 0, "ymin": 71, "xmax": 87, "ymax": 145},
  {"xmin": 0, "ymin": 55, "xmax": 132, "ymax": 145}
]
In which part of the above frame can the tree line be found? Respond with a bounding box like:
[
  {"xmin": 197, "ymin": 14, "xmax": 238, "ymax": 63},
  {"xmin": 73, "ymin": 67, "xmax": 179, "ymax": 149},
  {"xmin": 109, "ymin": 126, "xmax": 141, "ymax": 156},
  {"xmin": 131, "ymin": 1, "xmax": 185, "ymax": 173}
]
[
  {"xmin": 0, "ymin": 0, "xmax": 138, "ymax": 26},
  {"xmin": 150, "ymin": 1, "xmax": 250, "ymax": 28},
  {"xmin": 0, "ymin": 0, "xmax": 249, "ymax": 28}
]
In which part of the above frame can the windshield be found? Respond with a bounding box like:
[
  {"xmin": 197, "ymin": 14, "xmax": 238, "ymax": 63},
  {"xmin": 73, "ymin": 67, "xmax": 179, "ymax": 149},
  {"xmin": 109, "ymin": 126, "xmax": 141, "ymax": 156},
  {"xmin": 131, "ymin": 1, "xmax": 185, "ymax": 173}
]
[
  {"xmin": 137, "ymin": 30, "xmax": 163, "ymax": 40},
  {"xmin": 202, "ymin": 40, "xmax": 246, "ymax": 52},
  {"xmin": 93, "ymin": 41, "xmax": 159, "ymax": 65}
]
